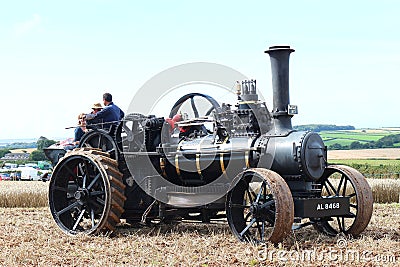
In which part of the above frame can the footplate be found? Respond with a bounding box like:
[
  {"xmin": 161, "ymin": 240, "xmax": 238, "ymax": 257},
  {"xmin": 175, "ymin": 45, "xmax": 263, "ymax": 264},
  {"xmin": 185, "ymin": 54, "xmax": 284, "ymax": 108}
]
[{"xmin": 294, "ymin": 196, "xmax": 350, "ymax": 218}]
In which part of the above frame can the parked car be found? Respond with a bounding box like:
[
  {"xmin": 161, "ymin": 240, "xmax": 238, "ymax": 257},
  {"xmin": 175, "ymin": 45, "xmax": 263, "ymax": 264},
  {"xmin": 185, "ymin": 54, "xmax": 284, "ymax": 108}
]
[{"xmin": 0, "ymin": 173, "xmax": 11, "ymax": 181}]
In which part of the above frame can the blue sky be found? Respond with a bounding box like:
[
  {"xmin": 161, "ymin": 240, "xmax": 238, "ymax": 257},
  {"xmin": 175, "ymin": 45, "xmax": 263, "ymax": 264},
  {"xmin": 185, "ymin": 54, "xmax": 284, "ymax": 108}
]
[{"xmin": 0, "ymin": 0, "xmax": 399, "ymax": 139}]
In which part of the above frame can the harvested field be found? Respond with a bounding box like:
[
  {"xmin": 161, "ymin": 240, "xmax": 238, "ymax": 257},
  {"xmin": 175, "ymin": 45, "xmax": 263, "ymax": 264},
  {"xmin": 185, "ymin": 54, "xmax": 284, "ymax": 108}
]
[
  {"xmin": 0, "ymin": 204, "xmax": 398, "ymax": 266},
  {"xmin": 328, "ymin": 148, "xmax": 400, "ymax": 160},
  {"xmin": 0, "ymin": 173, "xmax": 398, "ymax": 265}
]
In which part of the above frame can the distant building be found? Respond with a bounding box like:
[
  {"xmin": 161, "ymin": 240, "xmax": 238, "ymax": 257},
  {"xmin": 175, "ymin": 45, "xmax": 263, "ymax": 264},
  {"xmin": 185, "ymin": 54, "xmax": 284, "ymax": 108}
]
[{"xmin": 1, "ymin": 153, "xmax": 30, "ymax": 160}]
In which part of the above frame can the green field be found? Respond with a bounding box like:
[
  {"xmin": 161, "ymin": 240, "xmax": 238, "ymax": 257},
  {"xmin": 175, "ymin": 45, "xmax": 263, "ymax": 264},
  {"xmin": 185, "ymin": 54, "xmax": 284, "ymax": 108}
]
[
  {"xmin": 330, "ymin": 159, "xmax": 400, "ymax": 179},
  {"xmin": 320, "ymin": 128, "xmax": 400, "ymax": 147}
]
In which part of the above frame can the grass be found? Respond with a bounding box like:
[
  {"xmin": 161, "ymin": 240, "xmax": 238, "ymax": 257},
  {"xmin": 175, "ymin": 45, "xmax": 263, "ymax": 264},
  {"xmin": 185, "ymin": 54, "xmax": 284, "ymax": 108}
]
[
  {"xmin": 0, "ymin": 204, "xmax": 398, "ymax": 266},
  {"xmin": 330, "ymin": 159, "xmax": 400, "ymax": 179}
]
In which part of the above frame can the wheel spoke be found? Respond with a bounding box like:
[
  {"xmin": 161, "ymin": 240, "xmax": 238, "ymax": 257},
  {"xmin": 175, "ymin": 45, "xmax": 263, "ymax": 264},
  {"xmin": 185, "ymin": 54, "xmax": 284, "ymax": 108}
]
[
  {"xmin": 90, "ymin": 190, "xmax": 105, "ymax": 197},
  {"xmin": 56, "ymin": 201, "xmax": 81, "ymax": 216},
  {"xmin": 348, "ymin": 212, "xmax": 356, "ymax": 218},
  {"xmin": 261, "ymin": 220, "xmax": 265, "ymax": 241},
  {"xmin": 91, "ymin": 208, "xmax": 95, "ymax": 227},
  {"xmin": 87, "ymin": 173, "xmax": 101, "ymax": 190},
  {"xmin": 51, "ymin": 185, "xmax": 68, "ymax": 192},
  {"xmin": 88, "ymin": 198, "xmax": 103, "ymax": 210},
  {"xmin": 342, "ymin": 177, "xmax": 348, "ymax": 196},
  {"xmin": 63, "ymin": 165, "xmax": 79, "ymax": 183},
  {"xmin": 240, "ymin": 218, "xmax": 257, "ymax": 237},
  {"xmin": 82, "ymin": 160, "xmax": 92, "ymax": 189},
  {"xmin": 260, "ymin": 199, "xmax": 274, "ymax": 209},
  {"xmin": 337, "ymin": 174, "xmax": 344, "ymax": 194},
  {"xmin": 78, "ymin": 162, "xmax": 84, "ymax": 177},
  {"xmin": 229, "ymin": 203, "xmax": 250, "ymax": 208},
  {"xmin": 244, "ymin": 212, "xmax": 252, "ymax": 222},
  {"xmin": 255, "ymin": 183, "xmax": 264, "ymax": 202},
  {"xmin": 325, "ymin": 179, "xmax": 338, "ymax": 195},
  {"xmin": 347, "ymin": 192, "xmax": 356, "ymax": 198},
  {"xmin": 106, "ymin": 148, "xmax": 115, "ymax": 154},
  {"xmin": 256, "ymin": 219, "xmax": 263, "ymax": 241},
  {"xmin": 80, "ymin": 165, "xmax": 87, "ymax": 189},
  {"xmin": 336, "ymin": 217, "xmax": 343, "ymax": 232},
  {"xmin": 265, "ymin": 209, "xmax": 275, "ymax": 225},
  {"xmin": 350, "ymin": 203, "xmax": 358, "ymax": 209},
  {"xmin": 322, "ymin": 183, "xmax": 332, "ymax": 196},
  {"xmin": 96, "ymin": 197, "xmax": 105, "ymax": 206},
  {"xmin": 263, "ymin": 183, "xmax": 267, "ymax": 200},
  {"xmin": 246, "ymin": 188, "xmax": 255, "ymax": 203},
  {"xmin": 341, "ymin": 217, "xmax": 345, "ymax": 231},
  {"xmin": 72, "ymin": 209, "xmax": 86, "ymax": 231},
  {"xmin": 205, "ymin": 106, "xmax": 215, "ymax": 116},
  {"xmin": 190, "ymin": 96, "xmax": 199, "ymax": 118}
]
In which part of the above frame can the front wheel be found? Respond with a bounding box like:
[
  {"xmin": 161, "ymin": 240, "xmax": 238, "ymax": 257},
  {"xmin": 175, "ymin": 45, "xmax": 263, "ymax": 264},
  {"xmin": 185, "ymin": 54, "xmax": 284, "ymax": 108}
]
[
  {"xmin": 313, "ymin": 165, "xmax": 373, "ymax": 236},
  {"xmin": 226, "ymin": 168, "xmax": 294, "ymax": 244}
]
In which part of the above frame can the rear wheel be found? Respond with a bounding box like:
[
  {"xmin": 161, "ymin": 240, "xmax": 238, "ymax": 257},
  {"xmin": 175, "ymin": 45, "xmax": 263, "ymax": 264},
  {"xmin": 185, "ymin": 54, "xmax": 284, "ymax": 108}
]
[
  {"xmin": 79, "ymin": 129, "xmax": 119, "ymax": 161},
  {"xmin": 48, "ymin": 148, "xmax": 126, "ymax": 235},
  {"xmin": 313, "ymin": 165, "xmax": 373, "ymax": 236},
  {"xmin": 226, "ymin": 168, "xmax": 294, "ymax": 244}
]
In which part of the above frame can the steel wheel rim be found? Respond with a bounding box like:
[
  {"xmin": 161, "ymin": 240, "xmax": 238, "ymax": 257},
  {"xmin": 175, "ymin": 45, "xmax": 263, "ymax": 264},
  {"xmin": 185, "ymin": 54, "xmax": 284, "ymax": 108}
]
[
  {"xmin": 227, "ymin": 178, "xmax": 274, "ymax": 243},
  {"xmin": 316, "ymin": 165, "xmax": 373, "ymax": 236},
  {"xmin": 226, "ymin": 168, "xmax": 294, "ymax": 244},
  {"xmin": 49, "ymin": 154, "xmax": 111, "ymax": 235}
]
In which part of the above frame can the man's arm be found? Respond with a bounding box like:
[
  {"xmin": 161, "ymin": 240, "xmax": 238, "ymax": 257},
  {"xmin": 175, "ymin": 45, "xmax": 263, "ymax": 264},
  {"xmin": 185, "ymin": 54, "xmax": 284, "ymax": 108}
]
[{"xmin": 85, "ymin": 106, "xmax": 111, "ymax": 120}]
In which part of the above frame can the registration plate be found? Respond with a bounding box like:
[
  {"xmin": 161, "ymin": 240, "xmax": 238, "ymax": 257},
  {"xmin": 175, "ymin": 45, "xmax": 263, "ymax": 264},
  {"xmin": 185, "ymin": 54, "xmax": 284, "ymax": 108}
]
[{"xmin": 294, "ymin": 196, "xmax": 350, "ymax": 218}]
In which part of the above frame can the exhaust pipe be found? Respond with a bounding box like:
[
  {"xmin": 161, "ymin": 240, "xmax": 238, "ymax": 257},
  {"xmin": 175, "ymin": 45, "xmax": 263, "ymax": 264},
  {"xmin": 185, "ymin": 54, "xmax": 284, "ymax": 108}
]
[{"xmin": 265, "ymin": 45, "xmax": 295, "ymax": 132}]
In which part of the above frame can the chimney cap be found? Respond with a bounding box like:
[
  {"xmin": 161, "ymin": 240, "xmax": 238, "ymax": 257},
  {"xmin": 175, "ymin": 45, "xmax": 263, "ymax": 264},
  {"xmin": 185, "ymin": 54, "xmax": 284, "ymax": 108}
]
[{"xmin": 265, "ymin": 45, "xmax": 295, "ymax": 54}]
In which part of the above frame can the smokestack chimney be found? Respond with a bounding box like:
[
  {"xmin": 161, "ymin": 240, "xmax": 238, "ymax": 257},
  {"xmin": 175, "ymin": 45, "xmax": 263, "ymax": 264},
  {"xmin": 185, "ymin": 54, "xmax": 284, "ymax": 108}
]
[{"xmin": 265, "ymin": 45, "xmax": 295, "ymax": 132}]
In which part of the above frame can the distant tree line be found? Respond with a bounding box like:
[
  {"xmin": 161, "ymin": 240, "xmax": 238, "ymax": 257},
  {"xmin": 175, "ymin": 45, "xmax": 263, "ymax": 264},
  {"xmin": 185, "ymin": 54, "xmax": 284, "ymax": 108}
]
[
  {"xmin": 329, "ymin": 134, "xmax": 400, "ymax": 150},
  {"xmin": 294, "ymin": 124, "xmax": 355, "ymax": 132},
  {"xmin": 0, "ymin": 141, "xmax": 36, "ymax": 149},
  {"xmin": 0, "ymin": 149, "xmax": 11, "ymax": 158},
  {"xmin": 30, "ymin": 136, "xmax": 57, "ymax": 161},
  {"xmin": 0, "ymin": 137, "xmax": 57, "ymax": 162}
]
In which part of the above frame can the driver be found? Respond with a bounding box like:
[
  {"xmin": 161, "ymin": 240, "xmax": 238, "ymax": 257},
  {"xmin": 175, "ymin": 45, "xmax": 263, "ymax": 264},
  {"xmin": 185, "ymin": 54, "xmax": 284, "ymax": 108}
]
[{"xmin": 85, "ymin": 92, "xmax": 125, "ymax": 130}]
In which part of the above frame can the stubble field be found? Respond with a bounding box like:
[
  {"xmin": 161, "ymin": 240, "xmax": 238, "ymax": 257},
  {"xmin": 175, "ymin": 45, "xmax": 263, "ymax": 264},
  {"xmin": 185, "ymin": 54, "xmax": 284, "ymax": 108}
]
[
  {"xmin": 0, "ymin": 204, "xmax": 399, "ymax": 266},
  {"xmin": 328, "ymin": 148, "xmax": 400, "ymax": 160}
]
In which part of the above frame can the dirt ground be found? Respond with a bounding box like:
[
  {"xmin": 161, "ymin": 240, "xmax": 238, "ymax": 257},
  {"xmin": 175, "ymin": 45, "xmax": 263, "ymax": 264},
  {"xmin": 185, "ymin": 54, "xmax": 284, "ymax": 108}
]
[
  {"xmin": 0, "ymin": 204, "xmax": 398, "ymax": 266},
  {"xmin": 328, "ymin": 148, "xmax": 400, "ymax": 160}
]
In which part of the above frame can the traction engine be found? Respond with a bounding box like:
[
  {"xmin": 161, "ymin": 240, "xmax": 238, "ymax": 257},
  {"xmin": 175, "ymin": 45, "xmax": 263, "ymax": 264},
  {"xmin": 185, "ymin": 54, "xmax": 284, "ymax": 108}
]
[{"xmin": 45, "ymin": 46, "xmax": 373, "ymax": 244}]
